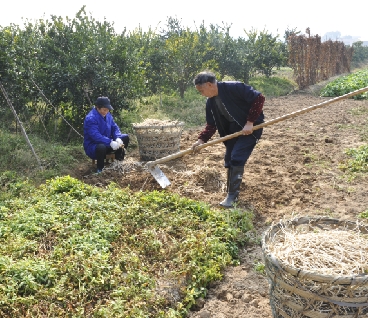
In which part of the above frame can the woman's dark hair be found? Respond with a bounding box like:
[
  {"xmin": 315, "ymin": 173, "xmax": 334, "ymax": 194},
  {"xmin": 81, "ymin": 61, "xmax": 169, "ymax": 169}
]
[{"xmin": 193, "ymin": 71, "xmax": 217, "ymax": 85}]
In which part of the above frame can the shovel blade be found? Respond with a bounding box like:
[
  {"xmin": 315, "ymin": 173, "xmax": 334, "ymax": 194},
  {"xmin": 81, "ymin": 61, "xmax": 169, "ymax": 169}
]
[{"xmin": 148, "ymin": 165, "xmax": 171, "ymax": 188}]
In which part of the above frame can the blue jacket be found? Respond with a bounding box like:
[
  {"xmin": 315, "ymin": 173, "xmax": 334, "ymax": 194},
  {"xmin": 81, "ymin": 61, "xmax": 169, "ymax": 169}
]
[
  {"xmin": 205, "ymin": 81, "xmax": 264, "ymax": 137},
  {"xmin": 83, "ymin": 108, "xmax": 124, "ymax": 159}
]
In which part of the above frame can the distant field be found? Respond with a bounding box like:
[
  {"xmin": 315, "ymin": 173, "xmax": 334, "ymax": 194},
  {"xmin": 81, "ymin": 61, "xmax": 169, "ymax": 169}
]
[{"xmin": 272, "ymin": 67, "xmax": 294, "ymax": 81}]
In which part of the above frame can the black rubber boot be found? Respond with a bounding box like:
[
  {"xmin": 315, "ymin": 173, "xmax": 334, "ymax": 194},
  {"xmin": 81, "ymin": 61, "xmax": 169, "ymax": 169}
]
[
  {"xmin": 115, "ymin": 147, "xmax": 125, "ymax": 161},
  {"xmin": 219, "ymin": 166, "xmax": 244, "ymax": 208}
]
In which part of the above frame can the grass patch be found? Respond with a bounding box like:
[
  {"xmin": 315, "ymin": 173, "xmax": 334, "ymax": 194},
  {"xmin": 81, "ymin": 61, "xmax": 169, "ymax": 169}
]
[
  {"xmin": 0, "ymin": 128, "xmax": 86, "ymax": 184},
  {"xmin": 0, "ymin": 175, "xmax": 253, "ymax": 317},
  {"xmin": 249, "ymin": 76, "xmax": 296, "ymax": 97},
  {"xmin": 271, "ymin": 67, "xmax": 295, "ymax": 82}
]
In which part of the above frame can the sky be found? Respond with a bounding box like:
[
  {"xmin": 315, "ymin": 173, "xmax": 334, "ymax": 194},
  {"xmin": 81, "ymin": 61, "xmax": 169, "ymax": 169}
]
[{"xmin": 1, "ymin": 0, "xmax": 367, "ymax": 41}]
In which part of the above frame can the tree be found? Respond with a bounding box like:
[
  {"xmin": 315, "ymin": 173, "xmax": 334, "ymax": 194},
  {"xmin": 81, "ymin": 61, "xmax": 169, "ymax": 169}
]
[
  {"xmin": 245, "ymin": 29, "xmax": 286, "ymax": 77},
  {"xmin": 161, "ymin": 17, "xmax": 209, "ymax": 98},
  {"xmin": 0, "ymin": 23, "xmax": 39, "ymax": 124},
  {"xmin": 30, "ymin": 7, "xmax": 146, "ymax": 134},
  {"xmin": 127, "ymin": 27, "xmax": 166, "ymax": 97},
  {"xmin": 233, "ymin": 37, "xmax": 254, "ymax": 83},
  {"xmin": 0, "ymin": 6, "xmax": 148, "ymax": 139},
  {"xmin": 197, "ymin": 22, "xmax": 239, "ymax": 80},
  {"xmin": 352, "ymin": 41, "xmax": 368, "ymax": 65}
]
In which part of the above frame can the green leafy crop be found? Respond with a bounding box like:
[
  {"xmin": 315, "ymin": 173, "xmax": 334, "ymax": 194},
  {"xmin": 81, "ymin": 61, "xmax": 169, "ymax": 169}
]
[
  {"xmin": 0, "ymin": 175, "xmax": 253, "ymax": 317},
  {"xmin": 320, "ymin": 69, "xmax": 368, "ymax": 100}
]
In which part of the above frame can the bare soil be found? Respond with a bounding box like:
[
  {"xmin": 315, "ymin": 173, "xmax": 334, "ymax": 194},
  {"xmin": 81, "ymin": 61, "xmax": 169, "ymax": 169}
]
[{"xmin": 72, "ymin": 89, "xmax": 368, "ymax": 318}]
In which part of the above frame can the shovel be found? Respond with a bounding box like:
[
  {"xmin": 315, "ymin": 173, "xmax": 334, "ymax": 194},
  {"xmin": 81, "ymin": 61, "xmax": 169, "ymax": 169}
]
[{"xmin": 146, "ymin": 86, "xmax": 368, "ymax": 188}]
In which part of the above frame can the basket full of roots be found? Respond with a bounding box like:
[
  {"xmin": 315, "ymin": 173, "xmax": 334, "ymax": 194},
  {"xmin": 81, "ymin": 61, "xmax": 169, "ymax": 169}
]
[
  {"xmin": 262, "ymin": 216, "xmax": 368, "ymax": 317},
  {"xmin": 132, "ymin": 119, "xmax": 184, "ymax": 161}
]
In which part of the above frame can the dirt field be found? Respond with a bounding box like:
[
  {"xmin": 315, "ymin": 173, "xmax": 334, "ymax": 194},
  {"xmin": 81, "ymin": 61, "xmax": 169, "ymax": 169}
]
[{"xmin": 74, "ymin": 89, "xmax": 368, "ymax": 318}]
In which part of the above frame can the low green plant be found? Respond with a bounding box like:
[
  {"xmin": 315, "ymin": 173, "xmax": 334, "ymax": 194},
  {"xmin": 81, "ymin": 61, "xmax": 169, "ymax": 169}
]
[
  {"xmin": 0, "ymin": 176, "xmax": 254, "ymax": 317},
  {"xmin": 359, "ymin": 210, "xmax": 368, "ymax": 219},
  {"xmin": 0, "ymin": 171, "xmax": 32, "ymax": 202},
  {"xmin": 223, "ymin": 207, "xmax": 254, "ymax": 254},
  {"xmin": 339, "ymin": 145, "xmax": 368, "ymax": 173},
  {"xmin": 320, "ymin": 69, "xmax": 368, "ymax": 100},
  {"xmin": 254, "ymin": 261, "xmax": 266, "ymax": 275},
  {"xmin": 358, "ymin": 210, "xmax": 368, "ymax": 219}
]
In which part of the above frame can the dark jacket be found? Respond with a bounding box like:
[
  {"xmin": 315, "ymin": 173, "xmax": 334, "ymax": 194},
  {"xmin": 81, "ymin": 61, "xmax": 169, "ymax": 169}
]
[
  {"xmin": 205, "ymin": 81, "xmax": 264, "ymax": 137},
  {"xmin": 83, "ymin": 108, "xmax": 124, "ymax": 159}
]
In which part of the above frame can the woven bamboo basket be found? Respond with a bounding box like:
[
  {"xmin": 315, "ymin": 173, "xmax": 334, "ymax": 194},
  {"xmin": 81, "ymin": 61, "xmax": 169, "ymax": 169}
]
[
  {"xmin": 132, "ymin": 121, "xmax": 184, "ymax": 161},
  {"xmin": 261, "ymin": 216, "xmax": 368, "ymax": 318}
]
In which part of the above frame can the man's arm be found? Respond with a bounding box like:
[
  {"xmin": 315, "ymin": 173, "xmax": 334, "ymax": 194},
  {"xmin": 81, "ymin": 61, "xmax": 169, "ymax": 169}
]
[
  {"xmin": 198, "ymin": 124, "xmax": 217, "ymax": 143},
  {"xmin": 192, "ymin": 124, "xmax": 217, "ymax": 152},
  {"xmin": 247, "ymin": 94, "xmax": 265, "ymax": 123}
]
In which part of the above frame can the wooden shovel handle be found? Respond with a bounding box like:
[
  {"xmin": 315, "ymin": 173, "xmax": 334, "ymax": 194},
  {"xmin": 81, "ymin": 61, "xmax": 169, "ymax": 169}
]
[{"xmin": 146, "ymin": 86, "xmax": 368, "ymax": 167}]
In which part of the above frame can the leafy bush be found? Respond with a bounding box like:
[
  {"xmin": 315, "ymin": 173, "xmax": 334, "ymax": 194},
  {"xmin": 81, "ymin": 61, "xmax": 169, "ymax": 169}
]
[
  {"xmin": 320, "ymin": 69, "xmax": 368, "ymax": 100},
  {"xmin": 0, "ymin": 176, "xmax": 253, "ymax": 317}
]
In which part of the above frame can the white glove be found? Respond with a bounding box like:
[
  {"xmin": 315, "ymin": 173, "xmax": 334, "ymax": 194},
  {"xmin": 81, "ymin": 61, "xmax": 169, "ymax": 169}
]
[
  {"xmin": 110, "ymin": 140, "xmax": 119, "ymax": 150},
  {"xmin": 115, "ymin": 138, "xmax": 124, "ymax": 147}
]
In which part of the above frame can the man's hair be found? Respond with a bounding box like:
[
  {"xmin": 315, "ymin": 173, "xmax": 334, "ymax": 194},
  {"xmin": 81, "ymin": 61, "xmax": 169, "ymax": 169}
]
[{"xmin": 193, "ymin": 71, "xmax": 217, "ymax": 85}]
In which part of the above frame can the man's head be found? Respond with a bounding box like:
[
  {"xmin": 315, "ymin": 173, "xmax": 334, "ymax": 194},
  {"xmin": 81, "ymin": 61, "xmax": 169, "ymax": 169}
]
[
  {"xmin": 194, "ymin": 71, "xmax": 218, "ymax": 98},
  {"xmin": 95, "ymin": 96, "xmax": 113, "ymax": 117}
]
